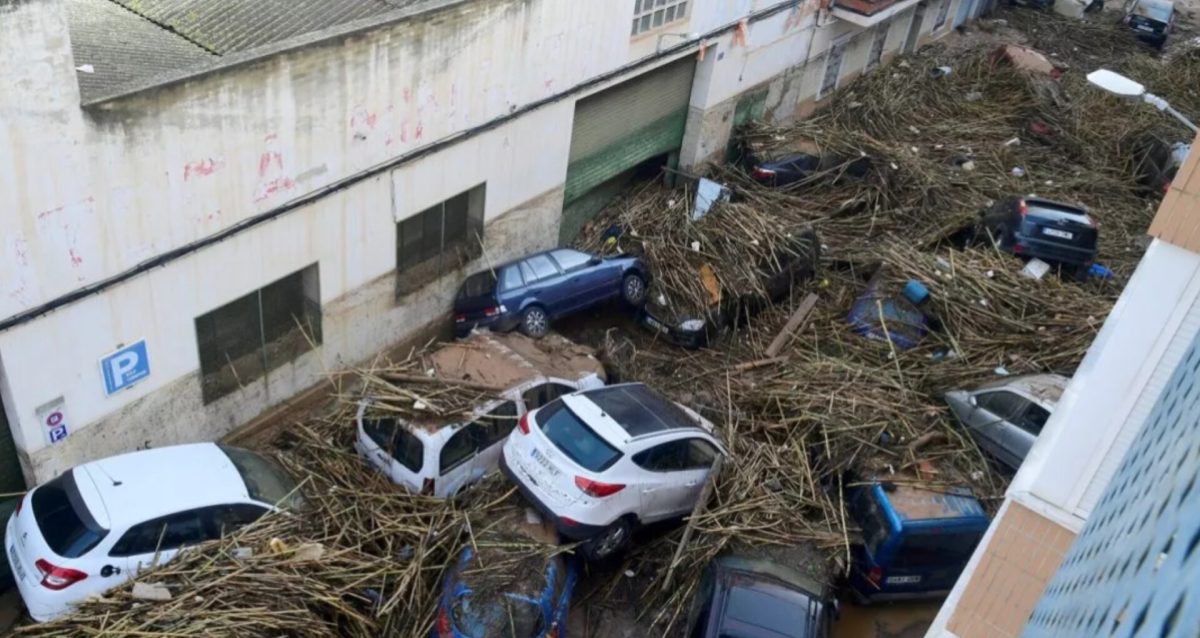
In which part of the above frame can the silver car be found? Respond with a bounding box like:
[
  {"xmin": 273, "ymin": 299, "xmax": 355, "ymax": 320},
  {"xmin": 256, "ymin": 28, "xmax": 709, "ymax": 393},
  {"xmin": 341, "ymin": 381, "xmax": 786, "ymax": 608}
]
[{"xmin": 944, "ymin": 374, "xmax": 1068, "ymax": 470}]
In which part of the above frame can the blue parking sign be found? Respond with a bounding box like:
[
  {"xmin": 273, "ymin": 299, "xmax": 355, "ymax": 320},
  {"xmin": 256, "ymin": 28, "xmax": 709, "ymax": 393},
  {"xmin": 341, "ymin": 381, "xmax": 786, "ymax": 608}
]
[{"xmin": 100, "ymin": 340, "xmax": 151, "ymax": 396}]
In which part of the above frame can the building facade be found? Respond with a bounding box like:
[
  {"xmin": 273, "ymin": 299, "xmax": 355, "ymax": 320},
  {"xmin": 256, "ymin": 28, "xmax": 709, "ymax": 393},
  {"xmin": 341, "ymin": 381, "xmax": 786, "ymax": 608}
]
[
  {"xmin": 927, "ymin": 132, "xmax": 1200, "ymax": 637},
  {"xmin": 0, "ymin": 0, "xmax": 967, "ymax": 488}
]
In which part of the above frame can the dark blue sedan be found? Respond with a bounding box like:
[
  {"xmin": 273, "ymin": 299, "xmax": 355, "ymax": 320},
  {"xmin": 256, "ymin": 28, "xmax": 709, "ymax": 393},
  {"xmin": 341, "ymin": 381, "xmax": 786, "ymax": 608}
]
[
  {"xmin": 685, "ymin": 555, "xmax": 837, "ymax": 638},
  {"xmin": 434, "ymin": 546, "xmax": 577, "ymax": 638},
  {"xmin": 453, "ymin": 248, "xmax": 649, "ymax": 338}
]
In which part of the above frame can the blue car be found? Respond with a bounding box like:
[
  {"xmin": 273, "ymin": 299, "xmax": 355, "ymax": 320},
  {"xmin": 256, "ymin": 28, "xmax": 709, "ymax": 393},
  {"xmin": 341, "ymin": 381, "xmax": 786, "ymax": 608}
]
[
  {"xmin": 978, "ymin": 197, "xmax": 1098, "ymax": 280},
  {"xmin": 453, "ymin": 248, "xmax": 649, "ymax": 338},
  {"xmin": 434, "ymin": 546, "xmax": 577, "ymax": 638},
  {"xmin": 846, "ymin": 482, "xmax": 989, "ymax": 602},
  {"xmin": 848, "ymin": 272, "xmax": 929, "ymax": 350}
]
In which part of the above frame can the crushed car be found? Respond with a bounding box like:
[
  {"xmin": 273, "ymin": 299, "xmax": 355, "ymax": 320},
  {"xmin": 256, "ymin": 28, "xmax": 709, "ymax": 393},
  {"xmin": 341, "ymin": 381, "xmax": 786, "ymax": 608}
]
[
  {"xmin": 685, "ymin": 553, "xmax": 838, "ymax": 638},
  {"xmin": 846, "ymin": 481, "xmax": 988, "ymax": 603},
  {"xmin": 639, "ymin": 227, "xmax": 821, "ymax": 349},
  {"xmin": 847, "ymin": 271, "xmax": 931, "ymax": 350},
  {"xmin": 7, "ymin": 444, "xmax": 301, "ymax": 622},
  {"xmin": 435, "ymin": 509, "xmax": 575, "ymax": 638},
  {"xmin": 944, "ymin": 374, "xmax": 1067, "ymax": 471},
  {"xmin": 1122, "ymin": 0, "xmax": 1176, "ymax": 49},
  {"xmin": 501, "ymin": 382, "xmax": 726, "ymax": 560},
  {"xmin": 1133, "ymin": 135, "xmax": 1190, "ymax": 196},
  {"xmin": 355, "ymin": 332, "xmax": 605, "ymax": 498},
  {"xmin": 976, "ymin": 196, "xmax": 1099, "ymax": 280},
  {"xmin": 453, "ymin": 248, "xmax": 650, "ymax": 339}
]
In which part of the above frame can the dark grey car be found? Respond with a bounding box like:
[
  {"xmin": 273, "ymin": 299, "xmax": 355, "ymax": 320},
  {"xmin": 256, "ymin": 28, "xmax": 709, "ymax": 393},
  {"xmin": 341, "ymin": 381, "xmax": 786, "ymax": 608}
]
[
  {"xmin": 944, "ymin": 374, "xmax": 1068, "ymax": 470},
  {"xmin": 685, "ymin": 555, "xmax": 835, "ymax": 638}
]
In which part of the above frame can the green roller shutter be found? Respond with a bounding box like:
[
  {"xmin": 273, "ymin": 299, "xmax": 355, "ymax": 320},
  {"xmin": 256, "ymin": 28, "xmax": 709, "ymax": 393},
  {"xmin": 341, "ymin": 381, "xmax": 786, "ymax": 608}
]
[{"xmin": 561, "ymin": 57, "xmax": 696, "ymax": 243}]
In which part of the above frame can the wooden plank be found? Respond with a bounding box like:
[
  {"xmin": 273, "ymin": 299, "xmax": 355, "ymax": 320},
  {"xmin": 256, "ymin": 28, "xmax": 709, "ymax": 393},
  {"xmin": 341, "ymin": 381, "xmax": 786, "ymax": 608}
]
[
  {"xmin": 660, "ymin": 455, "xmax": 724, "ymax": 594},
  {"xmin": 764, "ymin": 293, "xmax": 819, "ymax": 358}
]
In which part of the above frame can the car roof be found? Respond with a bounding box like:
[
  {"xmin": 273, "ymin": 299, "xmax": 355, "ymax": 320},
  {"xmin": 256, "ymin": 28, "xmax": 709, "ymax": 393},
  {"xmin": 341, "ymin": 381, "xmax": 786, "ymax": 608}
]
[
  {"xmin": 1134, "ymin": 0, "xmax": 1173, "ymax": 19},
  {"xmin": 976, "ymin": 373, "xmax": 1068, "ymax": 407},
  {"xmin": 73, "ymin": 443, "xmax": 249, "ymax": 529},
  {"xmin": 1021, "ymin": 197, "xmax": 1091, "ymax": 221},
  {"xmin": 572, "ymin": 383, "xmax": 704, "ymax": 438},
  {"xmin": 879, "ymin": 484, "xmax": 987, "ymax": 523},
  {"xmin": 715, "ymin": 577, "xmax": 825, "ymax": 638}
]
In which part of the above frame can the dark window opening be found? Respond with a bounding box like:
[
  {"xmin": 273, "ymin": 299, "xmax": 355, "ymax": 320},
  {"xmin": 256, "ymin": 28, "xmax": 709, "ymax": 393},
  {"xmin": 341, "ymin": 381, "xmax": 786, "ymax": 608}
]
[
  {"xmin": 32, "ymin": 471, "xmax": 108, "ymax": 558},
  {"xmin": 362, "ymin": 416, "xmax": 424, "ymax": 473},
  {"xmin": 196, "ymin": 264, "xmax": 322, "ymax": 404},
  {"xmin": 396, "ymin": 184, "xmax": 486, "ymax": 297},
  {"xmin": 890, "ymin": 532, "xmax": 980, "ymax": 569}
]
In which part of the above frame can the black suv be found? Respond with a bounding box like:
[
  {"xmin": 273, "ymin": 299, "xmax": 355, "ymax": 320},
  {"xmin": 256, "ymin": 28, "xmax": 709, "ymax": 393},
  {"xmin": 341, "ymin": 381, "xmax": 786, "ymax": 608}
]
[
  {"xmin": 1123, "ymin": 0, "xmax": 1176, "ymax": 49},
  {"xmin": 978, "ymin": 197, "xmax": 1099, "ymax": 279}
]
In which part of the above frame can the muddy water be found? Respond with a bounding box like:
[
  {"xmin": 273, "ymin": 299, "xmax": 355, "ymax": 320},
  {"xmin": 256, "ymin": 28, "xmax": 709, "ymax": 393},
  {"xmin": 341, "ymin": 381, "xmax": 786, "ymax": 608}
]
[{"xmin": 831, "ymin": 599, "xmax": 943, "ymax": 638}]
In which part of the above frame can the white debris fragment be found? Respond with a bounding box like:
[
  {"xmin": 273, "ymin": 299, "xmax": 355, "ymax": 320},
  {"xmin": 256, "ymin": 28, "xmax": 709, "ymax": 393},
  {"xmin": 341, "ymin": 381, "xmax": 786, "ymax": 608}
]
[
  {"xmin": 690, "ymin": 241, "xmax": 701, "ymax": 252},
  {"xmin": 1022, "ymin": 258, "xmax": 1051, "ymax": 280},
  {"xmin": 1004, "ymin": 137, "xmax": 1021, "ymax": 147},
  {"xmin": 1011, "ymin": 167, "xmax": 1025, "ymax": 177},
  {"xmin": 994, "ymin": 366, "xmax": 1010, "ymax": 376},
  {"xmin": 76, "ymin": 64, "xmax": 95, "ymax": 74},
  {"xmin": 413, "ymin": 400, "xmax": 428, "ymax": 411},
  {"xmin": 132, "ymin": 583, "xmax": 172, "ymax": 602}
]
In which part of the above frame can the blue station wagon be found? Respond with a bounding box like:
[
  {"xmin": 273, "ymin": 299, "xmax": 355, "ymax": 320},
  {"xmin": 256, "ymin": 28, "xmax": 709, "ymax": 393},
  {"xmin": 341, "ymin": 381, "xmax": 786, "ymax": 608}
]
[
  {"xmin": 979, "ymin": 197, "xmax": 1098, "ymax": 279},
  {"xmin": 454, "ymin": 249, "xmax": 649, "ymax": 338},
  {"xmin": 847, "ymin": 483, "xmax": 988, "ymax": 602}
]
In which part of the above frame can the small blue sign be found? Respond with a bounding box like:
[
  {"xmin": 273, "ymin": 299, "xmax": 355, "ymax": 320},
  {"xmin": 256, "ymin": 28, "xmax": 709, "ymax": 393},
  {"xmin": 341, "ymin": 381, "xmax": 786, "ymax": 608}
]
[{"xmin": 101, "ymin": 340, "xmax": 151, "ymax": 396}]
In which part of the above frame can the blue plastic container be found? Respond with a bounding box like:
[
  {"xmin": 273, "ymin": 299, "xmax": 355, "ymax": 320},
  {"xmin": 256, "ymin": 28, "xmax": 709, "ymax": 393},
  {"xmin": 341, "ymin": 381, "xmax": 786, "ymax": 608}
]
[{"xmin": 902, "ymin": 280, "xmax": 929, "ymax": 305}]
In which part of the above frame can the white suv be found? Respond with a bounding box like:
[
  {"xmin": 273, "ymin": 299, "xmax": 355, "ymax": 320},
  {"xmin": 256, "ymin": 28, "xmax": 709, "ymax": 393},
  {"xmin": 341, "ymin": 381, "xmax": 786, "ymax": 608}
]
[
  {"xmin": 6, "ymin": 444, "xmax": 300, "ymax": 621},
  {"xmin": 355, "ymin": 332, "xmax": 605, "ymax": 498},
  {"xmin": 500, "ymin": 383, "xmax": 726, "ymax": 560}
]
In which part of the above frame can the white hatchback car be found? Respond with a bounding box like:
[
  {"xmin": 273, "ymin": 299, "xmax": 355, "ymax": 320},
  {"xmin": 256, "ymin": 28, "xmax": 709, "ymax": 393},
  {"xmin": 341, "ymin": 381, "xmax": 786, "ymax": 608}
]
[
  {"xmin": 6, "ymin": 443, "xmax": 300, "ymax": 622},
  {"xmin": 355, "ymin": 332, "xmax": 605, "ymax": 498},
  {"xmin": 500, "ymin": 383, "xmax": 726, "ymax": 560}
]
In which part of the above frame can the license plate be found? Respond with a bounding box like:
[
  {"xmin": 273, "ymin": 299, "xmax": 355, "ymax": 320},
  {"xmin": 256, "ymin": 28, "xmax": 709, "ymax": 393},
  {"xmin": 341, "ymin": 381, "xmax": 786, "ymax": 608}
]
[
  {"xmin": 1137, "ymin": 25, "xmax": 1155, "ymax": 32},
  {"xmin": 885, "ymin": 575, "xmax": 922, "ymax": 585},
  {"xmin": 530, "ymin": 448, "xmax": 560, "ymax": 476},
  {"xmin": 643, "ymin": 316, "xmax": 669, "ymax": 334},
  {"xmin": 1042, "ymin": 228, "xmax": 1074, "ymax": 240},
  {"xmin": 8, "ymin": 545, "xmax": 26, "ymax": 583}
]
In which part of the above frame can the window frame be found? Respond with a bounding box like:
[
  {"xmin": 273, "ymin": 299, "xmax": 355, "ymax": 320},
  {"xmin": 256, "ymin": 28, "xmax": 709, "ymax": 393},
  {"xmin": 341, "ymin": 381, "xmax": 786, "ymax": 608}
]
[
  {"xmin": 523, "ymin": 382, "xmax": 577, "ymax": 412},
  {"xmin": 109, "ymin": 507, "xmax": 217, "ymax": 558},
  {"xmin": 974, "ymin": 390, "xmax": 1029, "ymax": 422},
  {"xmin": 362, "ymin": 415, "xmax": 425, "ymax": 473},
  {"xmin": 396, "ymin": 184, "xmax": 486, "ymax": 297},
  {"xmin": 524, "ymin": 254, "xmax": 562, "ymax": 283},
  {"xmin": 631, "ymin": 0, "xmax": 690, "ymax": 37},
  {"xmin": 195, "ymin": 264, "xmax": 322, "ymax": 405},
  {"xmin": 549, "ymin": 249, "xmax": 594, "ymax": 274}
]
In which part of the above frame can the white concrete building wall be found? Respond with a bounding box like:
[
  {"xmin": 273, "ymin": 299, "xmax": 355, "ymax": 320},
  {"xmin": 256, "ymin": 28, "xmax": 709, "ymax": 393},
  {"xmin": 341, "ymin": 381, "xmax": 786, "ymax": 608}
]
[{"xmin": 0, "ymin": 0, "xmax": 956, "ymax": 482}]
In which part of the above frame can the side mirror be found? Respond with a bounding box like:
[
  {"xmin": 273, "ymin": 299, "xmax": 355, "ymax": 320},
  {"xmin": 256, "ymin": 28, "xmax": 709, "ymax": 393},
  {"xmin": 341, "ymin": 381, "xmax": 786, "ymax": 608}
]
[{"xmin": 968, "ymin": 394, "xmax": 978, "ymax": 407}]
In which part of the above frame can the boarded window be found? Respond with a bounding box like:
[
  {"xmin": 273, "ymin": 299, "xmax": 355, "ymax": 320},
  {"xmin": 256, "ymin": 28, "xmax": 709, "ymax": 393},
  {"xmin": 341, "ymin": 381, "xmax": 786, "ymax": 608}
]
[
  {"xmin": 396, "ymin": 184, "xmax": 485, "ymax": 297},
  {"xmin": 196, "ymin": 264, "xmax": 322, "ymax": 404}
]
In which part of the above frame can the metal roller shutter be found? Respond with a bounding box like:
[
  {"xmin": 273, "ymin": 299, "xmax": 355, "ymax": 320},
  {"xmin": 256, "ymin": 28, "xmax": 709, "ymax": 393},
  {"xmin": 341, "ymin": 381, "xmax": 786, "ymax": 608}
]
[
  {"xmin": 560, "ymin": 57, "xmax": 696, "ymax": 243},
  {"xmin": 0, "ymin": 397, "xmax": 24, "ymax": 494}
]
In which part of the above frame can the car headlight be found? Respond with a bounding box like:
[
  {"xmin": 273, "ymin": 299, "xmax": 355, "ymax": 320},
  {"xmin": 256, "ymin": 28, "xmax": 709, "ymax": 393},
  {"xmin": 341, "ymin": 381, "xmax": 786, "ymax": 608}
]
[{"xmin": 680, "ymin": 319, "xmax": 706, "ymax": 331}]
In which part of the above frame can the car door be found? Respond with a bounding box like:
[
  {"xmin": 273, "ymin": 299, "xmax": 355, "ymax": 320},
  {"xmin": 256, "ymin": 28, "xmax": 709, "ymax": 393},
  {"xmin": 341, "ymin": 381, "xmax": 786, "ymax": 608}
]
[
  {"xmin": 520, "ymin": 254, "xmax": 571, "ymax": 317},
  {"xmin": 470, "ymin": 400, "xmax": 520, "ymax": 482},
  {"xmin": 967, "ymin": 391, "xmax": 1027, "ymax": 468},
  {"xmin": 549, "ymin": 249, "xmax": 607, "ymax": 309},
  {"xmin": 360, "ymin": 413, "xmax": 426, "ymax": 492},
  {"xmin": 634, "ymin": 438, "xmax": 719, "ymax": 522},
  {"xmin": 110, "ymin": 507, "xmax": 216, "ymax": 576},
  {"xmin": 437, "ymin": 423, "xmax": 485, "ymax": 498},
  {"xmin": 1003, "ymin": 400, "xmax": 1050, "ymax": 465}
]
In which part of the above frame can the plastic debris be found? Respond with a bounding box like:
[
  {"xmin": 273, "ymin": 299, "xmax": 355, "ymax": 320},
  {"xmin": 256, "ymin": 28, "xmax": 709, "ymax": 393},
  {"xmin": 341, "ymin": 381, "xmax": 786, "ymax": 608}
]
[
  {"xmin": 132, "ymin": 583, "xmax": 172, "ymax": 602},
  {"xmin": 960, "ymin": 160, "xmax": 976, "ymax": 171},
  {"xmin": 994, "ymin": 366, "xmax": 1010, "ymax": 376},
  {"xmin": 1022, "ymin": 258, "xmax": 1051, "ymax": 280},
  {"xmin": 1011, "ymin": 166, "xmax": 1026, "ymax": 177},
  {"xmin": 1089, "ymin": 263, "xmax": 1114, "ymax": 280},
  {"xmin": 292, "ymin": 543, "xmax": 326, "ymax": 562},
  {"xmin": 965, "ymin": 91, "xmax": 984, "ymax": 102},
  {"xmin": 929, "ymin": 66, "xmax": 952, "ymax": 78},
  {"xmin": 1005, "ymin": 138, "xmax": 1021, "ymax": 147}
]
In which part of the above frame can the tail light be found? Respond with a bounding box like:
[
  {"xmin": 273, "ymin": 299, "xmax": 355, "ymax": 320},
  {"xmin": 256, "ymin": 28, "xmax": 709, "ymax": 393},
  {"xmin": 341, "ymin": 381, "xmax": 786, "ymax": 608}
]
[
  {"xmin": 453, "ymin": 313, "xmax": 466, "ymax": 323},
  {"xmin": 35, "ymin": 559, "xmax": 87, "ymax": 591},
  {"xmin": 421, "ymin": 478, "xmax": 435, "ymax": 496},
  {"xmin": 483, "ymin": 305, "xmax": 506, "ymax": 318},
  {"xmin": 517, "ymin": 413, "xmax": 531, "ymax": 435},
  {"xmin": 1162, "ymin": 182, "xmax": 1171, "ymax": 195},
  {"xmin": 575, "ymin": 476, "xmax": 625, "ymax": 497},
  {"xmin": 1017, "ymin": 199, "xmax": 1029, "ymax": 216},
  {"xmin": 1012, "ymin": 243, "xmax": 1024, "ymax": 254},
  {"xmin": 559, "ymin": 516, "xmax": 579, "ymax": 527},
  {"xmin": 752, "ymin": 167, "xmax": 777, "ymax": 180},
  {"xmin": 435, "ymin": 606, "xmax": 453, "ymax": 637},
  {"xmin": 867, "ymin": 566, "xmax": 883, "ymax": 587}
]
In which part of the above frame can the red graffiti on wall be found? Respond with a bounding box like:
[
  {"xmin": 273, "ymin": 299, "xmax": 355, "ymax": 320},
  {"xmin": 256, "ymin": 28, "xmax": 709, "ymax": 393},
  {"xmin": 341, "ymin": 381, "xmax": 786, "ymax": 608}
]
[
  {"xmin": 183, "ymin": 158, "xmax": 224, "ymax": 180},
  {"xmin": 253, "ymin": 134, "xmax": 295, "ymax": 202}
]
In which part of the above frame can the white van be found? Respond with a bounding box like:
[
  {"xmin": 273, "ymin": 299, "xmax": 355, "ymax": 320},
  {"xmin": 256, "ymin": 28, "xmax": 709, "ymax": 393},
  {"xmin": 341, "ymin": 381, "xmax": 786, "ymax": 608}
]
[{"xmin": 354, "ymin": 332, "xmax": 605, "ymax": 498}]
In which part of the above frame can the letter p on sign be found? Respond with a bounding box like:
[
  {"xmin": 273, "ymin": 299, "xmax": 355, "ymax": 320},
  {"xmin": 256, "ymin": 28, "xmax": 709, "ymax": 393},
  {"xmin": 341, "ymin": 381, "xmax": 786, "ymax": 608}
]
[{"xmin": 100, "ymin": 340, "xmax": 151, "ymax": 396}]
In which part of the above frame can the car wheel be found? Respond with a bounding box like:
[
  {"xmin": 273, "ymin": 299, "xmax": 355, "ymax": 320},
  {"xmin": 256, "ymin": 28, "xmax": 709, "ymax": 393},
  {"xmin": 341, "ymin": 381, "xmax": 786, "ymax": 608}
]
[
  {"xmin": 581, "ymin": 519, "xmax": 631, "ymax": 561},
  {"xmin": 520, "ymin": 306, "xmax": 549, "ymax": 339},
  {"xmin": 622, "ymin": 273, "xmax": 647, "ymax": 306}
]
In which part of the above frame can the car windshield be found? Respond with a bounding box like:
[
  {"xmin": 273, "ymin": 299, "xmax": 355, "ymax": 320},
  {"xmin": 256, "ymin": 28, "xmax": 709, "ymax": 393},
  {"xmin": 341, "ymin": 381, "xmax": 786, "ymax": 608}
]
[
  {"xmin": 722, "ymin": 583, "xmax": 825, "ymax": 638},
  {"xmin": 459, "ymin": 271, "xmax": 498, "ymax": 299},
  {"xmin": 855, "ymin": 492, "xmax": 892, "ymax": 556},
  {"xmin": 1025, "ymin": 202, "xmax": 1091, "ymax": 225},
  {"xmin": 452, "ymin": 593, "xmax": 544, "ymax": 637},
  {"xmin": 538, "ymin": 400, "xmax": 622, "ymax": 472},
  {"xmin": 32, "ymin": 470, "xmax": 109, "ymax": 558},
  {"xmin": 1134, "ymin": 0, "xmax": 1173, "ymax": 21},
  {"xmin": 219, "ymin": 446, "xmax": 303, "ymax": 510}
]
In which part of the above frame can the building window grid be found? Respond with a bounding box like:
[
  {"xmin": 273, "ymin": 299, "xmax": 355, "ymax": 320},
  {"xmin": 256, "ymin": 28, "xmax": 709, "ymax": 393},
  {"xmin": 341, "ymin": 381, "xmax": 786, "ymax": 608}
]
[
  {"xmin": 632, "ymin": 0, "xmax": 688, "ymax": 36},
  {"xmin": 395, "ymin": 184, "xmax": 485, "ymax": 298}
]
